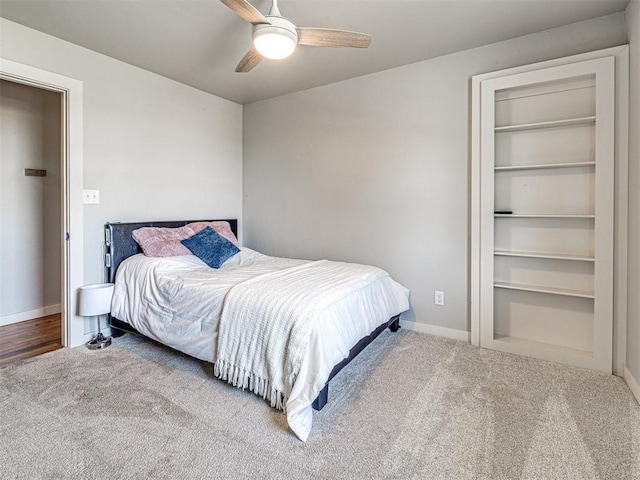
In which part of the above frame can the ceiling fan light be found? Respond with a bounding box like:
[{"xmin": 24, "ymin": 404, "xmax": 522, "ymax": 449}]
[{"xmin": 254, "ymin": 29, "xmax": 297, "ymax": 60}]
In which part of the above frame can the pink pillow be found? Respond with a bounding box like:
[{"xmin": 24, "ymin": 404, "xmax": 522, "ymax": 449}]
[
  {"xmin": 132, "ymin": 226, "xmax": 196, "ymax": 257},
  {"xmin": 186, "ymin": 221, "xmax": 239, "ymax": 246}
]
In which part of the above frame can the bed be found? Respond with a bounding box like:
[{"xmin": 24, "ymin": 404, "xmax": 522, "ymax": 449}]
[{"xmin": 105, "ymin": 219, "xmax": 410, "ymax": 441}]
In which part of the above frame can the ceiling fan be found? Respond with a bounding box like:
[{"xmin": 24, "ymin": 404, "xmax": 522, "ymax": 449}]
[{"xmin": 220, "ymin": 0, "xmax": 372, "ymax": 72}]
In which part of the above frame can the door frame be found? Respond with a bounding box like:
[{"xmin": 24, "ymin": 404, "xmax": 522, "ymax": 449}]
[
  {"xmin": 470, "ymin": 45, "xmax": 629, "ymax": 375},
  {"xmin": 0, "ymin": 58, "xmax": 84, "ymax": 348}
]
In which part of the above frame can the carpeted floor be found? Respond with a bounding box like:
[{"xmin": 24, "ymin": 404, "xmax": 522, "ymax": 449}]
[{"xmin": 1, "ymin": 330, "xmax": 639, "ymax": 479}]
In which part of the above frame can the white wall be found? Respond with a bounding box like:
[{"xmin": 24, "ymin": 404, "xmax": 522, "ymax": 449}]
[
  {"xmin": 0, "ymin": 80, "xmax": 61, "ymax": 320},
  {"xmin": 626, "ymin": 0, "xmax": 640, "ymax": 390},
  {"xmin": 243, "ymin": 13, "xmax": 627, "ymax": 334},
  {"xmin": 0, "ymin": 18, "xmax": 243, "ymax": 336}
]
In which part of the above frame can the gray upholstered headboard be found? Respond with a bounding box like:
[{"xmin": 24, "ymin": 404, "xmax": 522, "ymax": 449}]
[{"xmin": 104, "ymin": 219, "xmax": 238, "ymax": 284}]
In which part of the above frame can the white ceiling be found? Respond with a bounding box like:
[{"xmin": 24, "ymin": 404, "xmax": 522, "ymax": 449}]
[{"xmin": 0, "ymin": 0, "xmax": 629, "ymax": 104}]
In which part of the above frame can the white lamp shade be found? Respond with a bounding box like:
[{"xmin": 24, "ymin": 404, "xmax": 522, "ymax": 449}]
[{"xmin": 78, "ymin": 283, "xmax": 115, "ymax": 316}]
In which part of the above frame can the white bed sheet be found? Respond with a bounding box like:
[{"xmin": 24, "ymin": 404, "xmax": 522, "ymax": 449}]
[{"xmin": 111, "ymin": 247, "xmax": 410, "ymax": 439}]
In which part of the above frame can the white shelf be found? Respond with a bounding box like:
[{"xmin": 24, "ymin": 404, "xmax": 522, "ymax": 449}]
[
  {"xmin": 494, "ymin": 116, "xmax": 596, "ymax": 132},
  {"xmin": 493, "ymin": 335, "xmax": 594, "ymax": 359},
  {"xmin": 494, "ymin": 161, "xmax": 596, "ymax": 171},
  {"xmin": 494, "ymin": 214, "xmax": 595, "ymax": 219},
  {"xmin": 494, "ymin": 281, "xmax": 594, "ymax": 299},
  {"xmin": 494, "ymin": 250, "xmax": 595, "ymax": 262}
]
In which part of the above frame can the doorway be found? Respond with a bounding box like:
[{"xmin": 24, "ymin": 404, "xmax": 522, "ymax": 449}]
[
  {"xmin": 0, "ymin": 57, "xmax": 85, "ymax": 351},
  {"xmin": 0, "ymin": 79, "xmax": 63, "ymax": 363}
]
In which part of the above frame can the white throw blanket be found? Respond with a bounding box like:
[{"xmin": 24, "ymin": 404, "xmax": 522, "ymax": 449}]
[{"xmin": 214, "ymin": 259, "xmax": 388, "ymax": 425}]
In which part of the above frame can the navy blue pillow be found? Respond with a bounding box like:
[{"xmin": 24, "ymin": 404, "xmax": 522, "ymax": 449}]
[{"xmin": 181, "ymin": 227, "xmax": 240, "ymax": 268}]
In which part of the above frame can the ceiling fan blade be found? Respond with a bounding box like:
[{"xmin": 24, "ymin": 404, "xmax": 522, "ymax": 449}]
[
  {"xmin": 235, "ymin": 46, "xmax": 264, "ymax": 73},
  {"xmin": 220, "ymin": 0, "xmax": 270, "ymax": 25},
  {"xmin": 296, "ymin": 28, "xmax": 372, "ymax": 48}
]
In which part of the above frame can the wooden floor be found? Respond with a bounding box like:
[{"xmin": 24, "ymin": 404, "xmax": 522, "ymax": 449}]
[{"xmin": 0, "ymin": 314, "xmax": 62, "ymax": 366}]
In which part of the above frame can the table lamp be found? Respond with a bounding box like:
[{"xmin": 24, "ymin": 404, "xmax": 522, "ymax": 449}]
[{"xmin": 78, "ymin": 283, "xmax": 115, "ymax": 350}]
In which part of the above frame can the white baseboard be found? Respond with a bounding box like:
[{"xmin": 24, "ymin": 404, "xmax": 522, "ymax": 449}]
[
  {"xmin": 624, "ymin": 366, "xmax": 640, "ymax": 405},
  {"xmin": 0, "ymin": 304, "xmax": 62, "ymax": 327},
  {"xmin": 401, "ymin": 320, "xmax": 471, "ymax": 343}
]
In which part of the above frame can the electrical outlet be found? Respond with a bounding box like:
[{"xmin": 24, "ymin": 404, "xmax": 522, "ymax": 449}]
[
  {"xmin": 434, "ymin": 290, "xmax": 445, "ymax": 306},
  {"xmin": 83, "ymin": 189, "xmax": 100, "ymax": 204}
]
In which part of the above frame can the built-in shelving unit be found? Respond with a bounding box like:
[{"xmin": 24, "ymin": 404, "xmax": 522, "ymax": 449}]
[{"xmin": 476, "ymin": 56, "xmax": 614, "ymax": 373}]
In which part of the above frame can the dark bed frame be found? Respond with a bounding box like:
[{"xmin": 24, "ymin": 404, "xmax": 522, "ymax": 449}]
[{"xmin": 104, "ymin": 219, "xmax": 400, "ymax": 411}]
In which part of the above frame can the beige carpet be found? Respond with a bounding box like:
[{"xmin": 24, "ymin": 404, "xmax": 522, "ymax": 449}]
[{"xmin": 1, "ymin": 330, "xmax": 639, "ymax": 479}]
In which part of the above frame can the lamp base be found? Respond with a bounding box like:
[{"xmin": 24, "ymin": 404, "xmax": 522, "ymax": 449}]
[{"xmin": 87, "ymin": 332, "xmax": 112, "ymax": 350}]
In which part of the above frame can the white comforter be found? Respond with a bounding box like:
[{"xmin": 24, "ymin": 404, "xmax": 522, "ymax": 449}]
[{"xmin": 111, "ymin": 248, "xmax": 410, "ymax": 440}]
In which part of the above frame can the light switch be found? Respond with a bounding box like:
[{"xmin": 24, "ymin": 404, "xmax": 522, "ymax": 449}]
[{"xmin": 83, "ymin": 189, "xmax": 100, "ymax": 204}]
